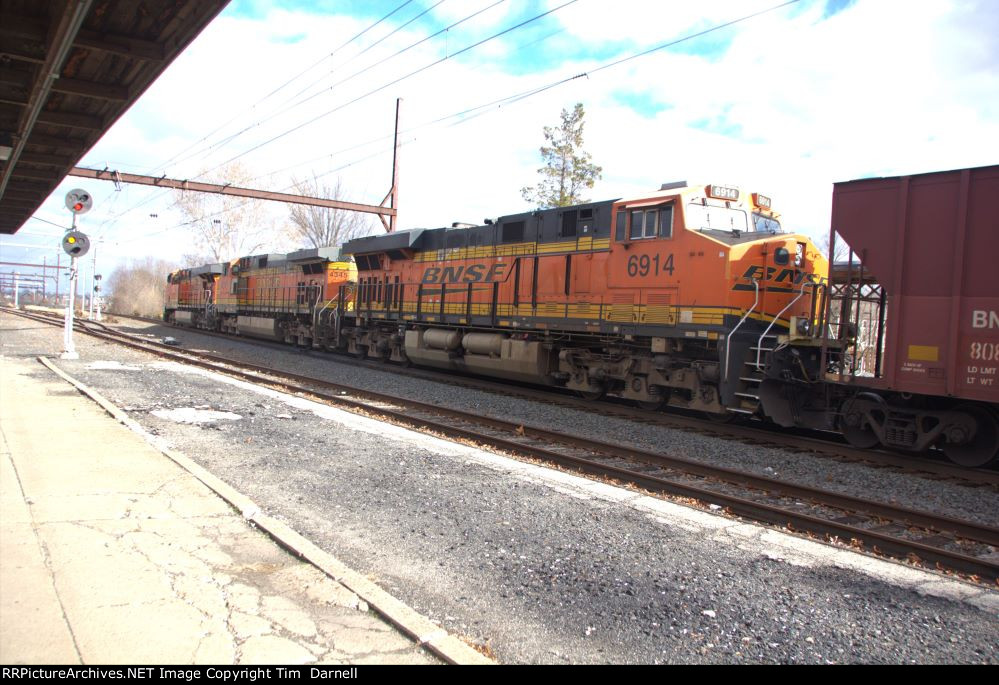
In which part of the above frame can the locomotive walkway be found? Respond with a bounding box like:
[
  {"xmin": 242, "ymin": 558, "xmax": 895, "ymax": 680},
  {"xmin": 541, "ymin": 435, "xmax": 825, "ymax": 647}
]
[{"xmin": 0, "ymin": 354, "xmax": 487, "ymax": 665}]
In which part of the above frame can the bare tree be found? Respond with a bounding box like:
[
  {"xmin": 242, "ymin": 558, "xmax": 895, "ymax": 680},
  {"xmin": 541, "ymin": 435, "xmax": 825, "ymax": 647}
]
[
  {"xmin": 172, "ymin": 162, "xmax": 275, "ymax": 262},
  {"xmin": 105, "ymin": 257, "xmax": 176, "ymax": 318},
  {"xmin": 817, "ymin": 230, "xmax": 850, "ymax": 263},
  {"xmin": 287, "ymin": 175, "xmax": 373, "ymax": 248}
]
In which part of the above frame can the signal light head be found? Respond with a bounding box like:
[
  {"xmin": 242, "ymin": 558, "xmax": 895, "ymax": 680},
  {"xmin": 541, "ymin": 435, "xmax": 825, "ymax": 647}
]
[
  {"xmin": 62, "ymin": 230, "xmax": 90, "ymax": 257},
  {"xmin": 65, "ymin": 188, "xmax": 92, "ymax": 215}
]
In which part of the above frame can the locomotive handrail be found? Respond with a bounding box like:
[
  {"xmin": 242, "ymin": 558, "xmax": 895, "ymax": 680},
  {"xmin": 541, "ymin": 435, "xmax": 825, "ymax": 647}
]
[
  {"xmin": 314, "ymin": 292, "xmax": 336, "ymax": 330},
  {"xmin": 754, "ymin": 281, "xmax": 811, "ymax": 371},
  {"xmin": 723, "ymin": 278, "xmax": 759, "ymax": 383}
]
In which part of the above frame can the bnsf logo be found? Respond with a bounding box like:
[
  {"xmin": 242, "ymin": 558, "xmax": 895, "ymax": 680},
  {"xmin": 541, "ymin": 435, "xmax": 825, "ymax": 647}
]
[
  {"xmin": 972, "ymin": 310, "xmax": 999, "ymax": 329},
  {"xmin": 740, "ymin": 266, "xmax": 825, "ymax": 285},
  {"xmin": 422, "ymin": 263, "xmax": 508, "ymax": 284}
]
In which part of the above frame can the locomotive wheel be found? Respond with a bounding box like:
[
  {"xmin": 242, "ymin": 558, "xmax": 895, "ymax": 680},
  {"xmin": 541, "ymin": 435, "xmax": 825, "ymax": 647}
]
[
  {"xmin": 638, "ymin": 398, "xmax": 667, "ymax": 411},
  {"xmin": 942, "ymin": 405, "xmax": 999, "ymax": 468},
  {"xmin": 703, "ymin": 411, "xmax": 740, "ymax": 424},
  {"xmin": 576, "ymin": 388, "xmax": 605, "ymax": 401}
]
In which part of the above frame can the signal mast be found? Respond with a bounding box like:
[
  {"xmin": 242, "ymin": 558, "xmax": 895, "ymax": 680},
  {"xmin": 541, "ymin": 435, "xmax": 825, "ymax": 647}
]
[{"xmin": 61, "ymin": 189, "xmax": 92, "ymax": 360}]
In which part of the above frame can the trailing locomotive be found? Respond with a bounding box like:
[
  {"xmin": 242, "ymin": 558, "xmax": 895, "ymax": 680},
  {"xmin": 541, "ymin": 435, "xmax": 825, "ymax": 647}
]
[{"xmin": 165, "ymin": 246, "xmax": 356, "ymax": 344}]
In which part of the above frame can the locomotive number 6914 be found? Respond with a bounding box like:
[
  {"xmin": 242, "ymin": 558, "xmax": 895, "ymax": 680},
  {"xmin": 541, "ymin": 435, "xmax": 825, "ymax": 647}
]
[{"xmin": 626, "ymin": 253, "xmax": 675, "ymax": 278}]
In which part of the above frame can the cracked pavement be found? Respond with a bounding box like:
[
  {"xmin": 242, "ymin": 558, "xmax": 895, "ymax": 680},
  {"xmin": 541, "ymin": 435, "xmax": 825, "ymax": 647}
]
[{"xmin": 0, "ymin": 355, "xmax": 437, "ymax": 665}]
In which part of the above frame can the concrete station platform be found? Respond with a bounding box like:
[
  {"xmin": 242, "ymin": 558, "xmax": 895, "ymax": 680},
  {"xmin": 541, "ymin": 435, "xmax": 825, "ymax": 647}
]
[{"xmin": 0, "ymin": 351, "xmax": 487, "ymax": 665}]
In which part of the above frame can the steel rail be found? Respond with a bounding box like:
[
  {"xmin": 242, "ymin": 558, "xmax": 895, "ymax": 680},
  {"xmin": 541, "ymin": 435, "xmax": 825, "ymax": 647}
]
[
  {"xmin": 10, "ymin": 306, "xmax": 999, "ymax": 485},
  {"xmin": 101, "ymin": 310, "xmax": 999, "ymax": 486}
]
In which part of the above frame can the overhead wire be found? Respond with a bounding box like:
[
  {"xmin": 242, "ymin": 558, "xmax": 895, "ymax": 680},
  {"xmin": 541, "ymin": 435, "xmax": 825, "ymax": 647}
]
[
  {"xmin": 164, "ymin": 0, "xmax": 506, "ymax": 176},
  {"xmin": 284, "ymin": 0, "xmax": 449, "ymax": 103},
  {"xmin": 114, "ymin": 138, "xmax": 422, "ymax": 246},
  {"xmin": 142, "ymin": 0, "xmax": 419, "ymax": 177},
  {"xmin": 107, "ymin": 0, "xmax": 804, "ymax": 246},
  {"xmin": 95, "ymin": 1, "xmax": 466, "ymax": 231},
  {"xmin": 260, "ymin": 0, "xmax": 802, "ymax": 185},
  {"xmin": 203, "ymin": 0, "xmax": 576, "ymax": 176},
  {"xmin": 284, "ymin": 0, "xmax": 508, "ymax": 114}
]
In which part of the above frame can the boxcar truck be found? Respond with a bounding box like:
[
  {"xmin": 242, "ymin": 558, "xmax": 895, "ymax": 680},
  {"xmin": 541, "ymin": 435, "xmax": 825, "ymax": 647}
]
[{"xmin": 758, "ymin": 164, "xmax": 999, "ymax": 467}]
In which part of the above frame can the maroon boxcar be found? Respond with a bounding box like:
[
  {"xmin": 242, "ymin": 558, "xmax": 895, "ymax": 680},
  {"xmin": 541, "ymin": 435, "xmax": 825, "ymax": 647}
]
[{"xmin": 759, "ymin": 164, "xmax": 999, "ymax": 466}]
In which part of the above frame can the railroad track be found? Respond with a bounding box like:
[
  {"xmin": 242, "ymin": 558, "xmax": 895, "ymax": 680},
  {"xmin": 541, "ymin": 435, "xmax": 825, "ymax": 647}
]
[
  {"xmin": 103, "ymin": 310, "xmax": 999, "ymax": 487},
  {"xmin": 6, "ymin": 306, "xmax": 999, "ymax": 585}
]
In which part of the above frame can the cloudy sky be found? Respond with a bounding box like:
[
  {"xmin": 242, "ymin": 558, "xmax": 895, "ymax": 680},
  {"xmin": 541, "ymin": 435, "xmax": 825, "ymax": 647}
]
[{"xmin": 3, "ymin": 0, "xmax": 998, "ymax": 286}]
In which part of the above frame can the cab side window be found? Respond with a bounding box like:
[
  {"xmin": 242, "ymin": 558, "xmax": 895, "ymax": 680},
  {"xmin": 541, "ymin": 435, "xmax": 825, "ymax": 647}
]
[
  {"xmin": 629, "ymin": 210, "xmax": 645, "ymax": 239},
  {"xmin": 627, "ymin": 205, "xmax": 673, "ymax": 240},
  {"xmin": 659, "ymin": 206, "xmax": 673, "ymax": 239}
]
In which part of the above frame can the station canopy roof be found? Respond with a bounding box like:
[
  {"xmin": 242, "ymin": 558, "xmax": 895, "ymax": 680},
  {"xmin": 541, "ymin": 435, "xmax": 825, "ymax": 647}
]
[{"xmin": 0, "ymin": 0, "xmax": 230, "ymax": 234}]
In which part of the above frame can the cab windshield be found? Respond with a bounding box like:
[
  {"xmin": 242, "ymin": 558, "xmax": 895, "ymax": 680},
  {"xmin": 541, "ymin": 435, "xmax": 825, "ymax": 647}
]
[
  {"xmin": 753, "ymin": 213, "xmax": 781, "ymax": 233},
  {"xmin": 685, "ymin": 202, "xmax": 747, "ymax": 232}
]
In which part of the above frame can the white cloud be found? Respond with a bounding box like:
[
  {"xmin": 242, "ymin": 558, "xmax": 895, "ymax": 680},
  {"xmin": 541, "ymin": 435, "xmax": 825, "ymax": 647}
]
[{"xmin": 14, "ymin": 0, "xmax": 998, "ymax": 281}]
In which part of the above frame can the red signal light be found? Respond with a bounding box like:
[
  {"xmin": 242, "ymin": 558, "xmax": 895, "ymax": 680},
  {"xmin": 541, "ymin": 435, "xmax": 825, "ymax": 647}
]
[{"xmin": 73, "ymin": 202, "xmax": 84, "ymax": 211}]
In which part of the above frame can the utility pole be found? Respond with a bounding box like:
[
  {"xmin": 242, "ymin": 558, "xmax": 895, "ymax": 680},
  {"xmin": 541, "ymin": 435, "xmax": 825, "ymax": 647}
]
[
  {"xmin": 80, "ymin": 253, "xmax": 88, "ymax": 316},
  {"xmin": 94, "ymin": 274, "xmax": 102, "ymax": 321},
  {"xmin": 88, "ymin": 240, "xmax": 98, "ymax": 319}
]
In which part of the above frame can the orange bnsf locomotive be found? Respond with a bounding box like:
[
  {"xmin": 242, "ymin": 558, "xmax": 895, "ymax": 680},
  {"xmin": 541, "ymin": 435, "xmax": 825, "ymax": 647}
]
[
  {"xmin": 165, "ymin": 247, "xmax": 356, "ymax": 343},
  {"xmin": 166, "ymin": 183, "xmax": 826, "ymax": 417},
  {"xmin": 167, "ymin": 183, "xmax": 826, "ymax": 418},
  {"xmin": 338, "ymin": 182, "xmax": 828, "ymax": 417}
]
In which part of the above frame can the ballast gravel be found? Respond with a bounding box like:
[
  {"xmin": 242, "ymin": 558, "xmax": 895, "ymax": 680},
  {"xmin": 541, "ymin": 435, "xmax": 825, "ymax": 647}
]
[
  {"xmin": 106, "ymin": 318, "xmax": 998, "ymax": 527},
  {"xmin": 3, "ymin": 313, "xmax": 997, "ymax": 664}
]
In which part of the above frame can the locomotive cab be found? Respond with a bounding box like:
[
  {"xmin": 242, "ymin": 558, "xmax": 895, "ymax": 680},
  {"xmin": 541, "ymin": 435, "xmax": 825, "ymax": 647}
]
[{"xmin": 602, "ymin": 183, "xmax": 828, "ymax": 415}]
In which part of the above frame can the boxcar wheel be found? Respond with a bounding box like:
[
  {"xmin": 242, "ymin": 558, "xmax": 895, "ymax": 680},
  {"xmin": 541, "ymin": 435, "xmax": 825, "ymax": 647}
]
[
  {"xmin": 839, "ymin": 395, "xmax": 882, "ymax": 449},
  {"xmin": 840, "ymin": 421, "xmax": 880, "ymax": 449},
  {"xmin": 942, "ymin": 405, "xmax": 999, "ymax": 468}
]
